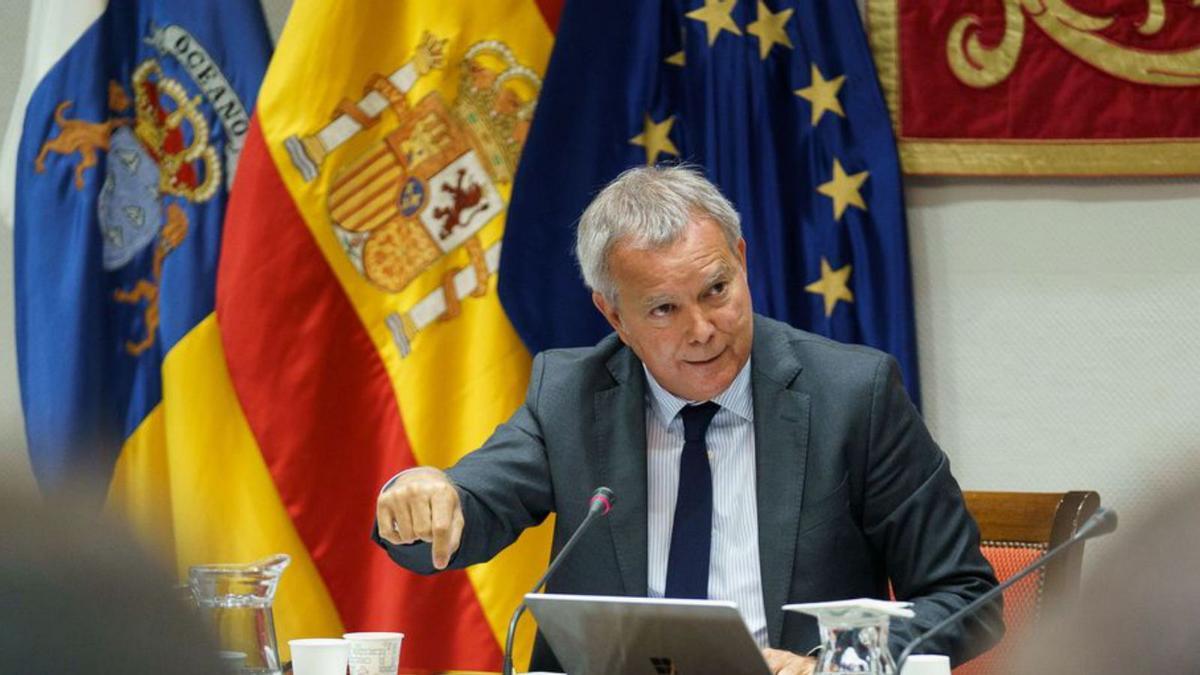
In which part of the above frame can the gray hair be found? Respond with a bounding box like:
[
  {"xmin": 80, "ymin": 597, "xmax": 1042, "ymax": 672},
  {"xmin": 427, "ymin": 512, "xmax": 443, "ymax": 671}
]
[{"xmin": 575, "ymin": 164, "xmax": 742, "ymax": 303}]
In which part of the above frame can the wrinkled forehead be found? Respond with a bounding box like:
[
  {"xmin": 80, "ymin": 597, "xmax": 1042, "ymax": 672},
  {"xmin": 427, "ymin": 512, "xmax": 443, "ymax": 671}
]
[{"xmin": 609, "ymin": 235, "xmax": 738, "ymax": 297}]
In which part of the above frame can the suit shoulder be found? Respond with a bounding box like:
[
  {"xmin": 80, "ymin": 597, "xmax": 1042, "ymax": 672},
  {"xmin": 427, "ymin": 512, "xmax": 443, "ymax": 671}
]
[
  {"xmin": 792, "ymin": 332, "xmax": 893, "ymax": 368},
  {"xmin": 534, "ymin": 332, "xmax": 621, "ymax": 368},
  {"xmin": 755, "ymin": 315, "xmax": 895, "ymax": 391},
  {"xmin": 532, "ymin": 332, "xmax": 625, "ymax": 387},
  {"xmin": 760, "ymin": 314, "xmax": 891, "ymax": 367}
]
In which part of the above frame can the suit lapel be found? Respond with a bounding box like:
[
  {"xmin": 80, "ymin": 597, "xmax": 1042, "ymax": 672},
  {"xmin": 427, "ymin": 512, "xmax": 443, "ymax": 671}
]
[
  {"xmin": 595, "ymin": 345, "xmax": 648, "ymax": 596},
  {"xmin": 751, "ymin": 316, "xmax": 810, "ymax": 646}
]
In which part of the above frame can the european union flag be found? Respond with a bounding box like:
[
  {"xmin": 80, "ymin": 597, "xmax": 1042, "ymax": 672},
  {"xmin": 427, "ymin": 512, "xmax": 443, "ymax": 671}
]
[
  {"xmin": 11, "ymin": 1, "xmax": 271, "ymax": 491},
  {"xmin": 501, "ymin": 0, "xmax": 920, "ymax": 402}
]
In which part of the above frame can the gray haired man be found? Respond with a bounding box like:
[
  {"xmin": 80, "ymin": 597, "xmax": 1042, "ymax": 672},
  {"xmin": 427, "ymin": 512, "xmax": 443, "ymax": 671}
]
[{"xmin": 374, "ymin": 165, "xmax": 1003, "ymax": 674}]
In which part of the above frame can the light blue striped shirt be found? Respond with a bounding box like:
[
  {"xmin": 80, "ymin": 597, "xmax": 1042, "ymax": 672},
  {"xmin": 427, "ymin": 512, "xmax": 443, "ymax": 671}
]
[{"xmin": 643, "ymin": 358, "xmax": 768, "ymax": 647}]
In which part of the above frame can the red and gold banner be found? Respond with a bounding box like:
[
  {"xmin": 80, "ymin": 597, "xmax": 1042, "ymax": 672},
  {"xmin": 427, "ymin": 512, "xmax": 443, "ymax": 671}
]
[{"xmin": 867, "ymin": 0, "xmax": 1200, "ymax": 175}]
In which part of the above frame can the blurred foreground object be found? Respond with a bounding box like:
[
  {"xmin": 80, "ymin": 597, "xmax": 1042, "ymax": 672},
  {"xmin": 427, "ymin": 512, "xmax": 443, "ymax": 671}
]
[
  {"xmin": 0, "ymin": 485, "xmax": 224, "ymax": 673},
  {"xmin": 1010, "ymin": 480, "xmax": 1200, "ymax": 673}
]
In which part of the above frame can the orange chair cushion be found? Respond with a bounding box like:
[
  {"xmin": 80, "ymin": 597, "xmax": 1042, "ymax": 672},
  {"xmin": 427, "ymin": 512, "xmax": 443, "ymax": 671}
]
[{"xmin": 953, "ymin": 543, "xmax": 1044, "ymax": 675}]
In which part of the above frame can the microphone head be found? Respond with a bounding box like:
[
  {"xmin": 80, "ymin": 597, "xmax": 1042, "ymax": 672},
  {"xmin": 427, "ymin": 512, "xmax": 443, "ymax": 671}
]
[
  {"xmin": 1082, "ymin": 507, "xmax": 1118, "ymax": 539},
  {"xmin": 590, "ymin": 487, "xmax": 615, "ymax": 515}
]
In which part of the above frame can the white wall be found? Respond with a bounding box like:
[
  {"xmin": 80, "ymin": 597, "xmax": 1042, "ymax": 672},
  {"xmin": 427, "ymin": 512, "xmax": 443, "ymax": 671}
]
[
  {"xmin": 2, "ymin": 1, "xmax": 1198, "ymax": 559},
  {"xmin": 0, "ymin": 0, "xmax": 32, "ymax": 495},
  {"xmin": 908, "ymin": 178, "xmax": 1200, "ymax": 559}
]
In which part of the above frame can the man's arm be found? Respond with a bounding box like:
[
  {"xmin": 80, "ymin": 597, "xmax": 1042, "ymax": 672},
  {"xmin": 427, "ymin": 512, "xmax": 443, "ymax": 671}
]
[
  {"xmin": 860, "ymin": 356, "xmax": 1004, "ymax": 665},
  {"xmin": 372, "ymin": 353, "xmax": 556, "ymax": 574}
]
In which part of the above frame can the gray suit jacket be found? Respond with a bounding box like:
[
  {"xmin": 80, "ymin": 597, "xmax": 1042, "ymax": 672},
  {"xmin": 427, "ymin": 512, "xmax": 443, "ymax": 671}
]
[{"xmin": 375, "ymin": 315, "xmax": 1003, "ymax": 670}]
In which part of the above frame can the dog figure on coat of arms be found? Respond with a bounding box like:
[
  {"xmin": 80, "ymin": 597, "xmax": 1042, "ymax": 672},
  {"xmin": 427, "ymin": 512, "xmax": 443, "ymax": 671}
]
[{"xmin": 34, "ymin": 82, "xmax": 132, "ymax": 190}]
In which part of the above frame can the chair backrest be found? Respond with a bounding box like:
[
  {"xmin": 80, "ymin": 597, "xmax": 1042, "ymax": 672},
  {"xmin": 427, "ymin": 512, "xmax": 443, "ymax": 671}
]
[{"xmin": 953, "ymin": 490, "xmax": 1100, "ymax": 675}]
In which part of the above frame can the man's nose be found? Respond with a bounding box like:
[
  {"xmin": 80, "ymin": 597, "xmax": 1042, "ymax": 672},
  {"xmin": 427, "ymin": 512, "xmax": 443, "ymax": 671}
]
[{"xmin": 686, "ymin": 306, "xmax": 716, "ymax": 344}]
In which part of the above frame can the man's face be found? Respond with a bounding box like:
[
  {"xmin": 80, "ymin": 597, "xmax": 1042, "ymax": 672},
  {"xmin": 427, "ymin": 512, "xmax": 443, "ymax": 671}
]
[{"xmin": 593, "ymin": 217, "xmax": 754, "ymax": 402}]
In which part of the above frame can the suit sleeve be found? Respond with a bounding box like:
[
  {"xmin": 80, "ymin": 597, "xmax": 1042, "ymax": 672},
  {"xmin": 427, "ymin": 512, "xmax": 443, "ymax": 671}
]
[
  {"xmin": 860, "ymin": 356, "xmax": 1005, "ymax": 666},
  {"xmin": 371, "ymin": 352, "xmax": 555, "ymax": 575}
]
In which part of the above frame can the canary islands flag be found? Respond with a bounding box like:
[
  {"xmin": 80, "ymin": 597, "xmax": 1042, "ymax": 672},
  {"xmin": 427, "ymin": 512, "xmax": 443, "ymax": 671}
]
[
  {"xmin": 4, "ymin": 1, "xmax": 270, "ymax": 492},
  {"xmin": 501, "ymin": 0, "xmax": 920, "ymax": 400}
]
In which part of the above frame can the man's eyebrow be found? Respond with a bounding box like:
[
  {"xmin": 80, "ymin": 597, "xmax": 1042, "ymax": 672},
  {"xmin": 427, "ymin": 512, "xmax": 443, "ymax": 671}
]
[
  {"xmin": 641, "ymin": 293, "xmax": 676, "ymax": 310},
  {"xmin": 703, "ymin": 261, "xmax": 734, "ymax": 288}
]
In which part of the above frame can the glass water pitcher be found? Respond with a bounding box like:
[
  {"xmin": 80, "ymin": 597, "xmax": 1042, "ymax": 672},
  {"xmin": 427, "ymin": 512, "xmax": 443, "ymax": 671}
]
[
  {"xmin": 785, "ymin": 599, "xmax": 914, "ymax": 675},
  {"xmin": 188, "ymin": 554, "xmax": 291, "ymax": 675}
]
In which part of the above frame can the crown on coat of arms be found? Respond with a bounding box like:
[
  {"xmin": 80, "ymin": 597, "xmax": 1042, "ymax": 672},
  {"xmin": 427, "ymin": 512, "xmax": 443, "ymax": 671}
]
[
  {"xmin": 451, "ymin": 41, "xmax": 542, "ymax": 184},
  {"xmin": 131, "ymin": 60, "xmax": 220, "ymax": 202}
]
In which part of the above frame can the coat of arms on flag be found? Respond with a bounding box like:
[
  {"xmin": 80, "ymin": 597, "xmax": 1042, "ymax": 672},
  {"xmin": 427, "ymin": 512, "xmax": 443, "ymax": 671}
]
[
  {"xmin": 31, "ymin": 27, "xmax": 248, "ymax": 358},
  {"xmin": 36, "ymin": 58, "xmax": 227, "ymax": 357},
  {"xmin": 868, "ymin": 0, "xmax": 1200, "ymax": 176},
  {"xmin": 282, "ymin": 32, "xmax": 542, "ymax": 357}
]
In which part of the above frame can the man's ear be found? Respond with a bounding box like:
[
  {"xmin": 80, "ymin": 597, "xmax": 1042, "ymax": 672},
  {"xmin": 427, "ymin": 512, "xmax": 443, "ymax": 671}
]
[{"xmin": 592, "ymin": 291, "xmax": 624, "ymax": 337}]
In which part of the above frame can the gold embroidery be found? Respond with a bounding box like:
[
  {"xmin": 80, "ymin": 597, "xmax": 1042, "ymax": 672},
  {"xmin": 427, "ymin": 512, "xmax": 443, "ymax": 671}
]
[
  {"xmin": 1139, "ymin": 0, "xmax": 1164, "ymax": 36},
  {"xmin": 948, "ymin": 0, "xmax": 1200, "ymax": 88},
  {"xmin": 867, "ymin": 0, "xmax": 1200, "ymax": 175},
  {"xmin": 131, "ymin": 61, "xmax": 221, "ymax": 201},
  {"xmin": 898, "ymin": 138, "xmax": 1200, "ymax": 176},
  {"xmin": 945, "ymin": 0, "xmax": 1025, "ymax": 89}
]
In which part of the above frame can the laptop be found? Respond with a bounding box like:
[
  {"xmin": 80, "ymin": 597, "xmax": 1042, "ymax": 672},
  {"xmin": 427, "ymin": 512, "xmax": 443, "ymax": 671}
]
[{"xmin": 524, "ymin": 593, "xmax": 771, "ymax": 675}]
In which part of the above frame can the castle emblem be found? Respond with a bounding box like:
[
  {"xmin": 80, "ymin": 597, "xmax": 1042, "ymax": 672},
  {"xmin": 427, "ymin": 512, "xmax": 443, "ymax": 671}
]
[{"xmin": 283, "ymin": 33, "xmax": 542, "ymax": 357}]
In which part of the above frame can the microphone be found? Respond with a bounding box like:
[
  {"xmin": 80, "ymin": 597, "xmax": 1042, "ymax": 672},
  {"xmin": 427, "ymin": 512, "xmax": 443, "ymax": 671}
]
[
  {"xmin": 501, "ymin": 487, "xmax": 616, "ymax": 675},
  {"xmin": 895, "ymin": 507, "xmax": 1118, "ymax": 673}
]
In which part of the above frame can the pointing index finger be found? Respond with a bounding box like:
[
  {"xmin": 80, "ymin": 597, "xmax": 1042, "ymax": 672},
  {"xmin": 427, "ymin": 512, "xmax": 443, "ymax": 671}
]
[{"xmin": 430, "ymin": 487, "xmax": 462, "ymax": 569}]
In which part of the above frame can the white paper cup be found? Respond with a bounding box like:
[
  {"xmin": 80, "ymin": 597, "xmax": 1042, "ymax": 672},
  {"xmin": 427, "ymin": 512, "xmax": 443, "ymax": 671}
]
[
  {"xmin": 343, "ymin": 632, "xmax": 404, "ymax": 675},
  {"xmin": 900, "ymin": 654, "xmax": 951, "ymax": 675},
  {"xmin": 289, "ymin": 638, "xmax": 350, "ymax": 675}
]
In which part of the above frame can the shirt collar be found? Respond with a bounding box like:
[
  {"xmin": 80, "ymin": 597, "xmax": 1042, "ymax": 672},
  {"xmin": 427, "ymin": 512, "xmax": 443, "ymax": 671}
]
[{"xmin": 643, "ymin": 356, "xmax": 754, "ymax": 426}]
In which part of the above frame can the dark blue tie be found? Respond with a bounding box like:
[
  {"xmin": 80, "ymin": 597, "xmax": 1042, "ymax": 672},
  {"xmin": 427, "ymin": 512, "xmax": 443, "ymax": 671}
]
[{"xmin": 665, "ymin": 401, "xmax": 720, "ymax": 599}]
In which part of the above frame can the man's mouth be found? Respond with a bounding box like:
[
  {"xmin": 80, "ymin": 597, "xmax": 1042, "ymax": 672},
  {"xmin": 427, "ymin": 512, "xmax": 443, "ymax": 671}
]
[{"xmin": 685, "ymin": 349, "xmax": 724, "ymax": 366}]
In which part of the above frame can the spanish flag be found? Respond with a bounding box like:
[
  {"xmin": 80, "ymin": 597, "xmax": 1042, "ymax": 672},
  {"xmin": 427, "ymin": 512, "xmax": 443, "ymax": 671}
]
[{"xmin": 216, "ymin": 1, "xmax": 560, "ymax": 670}]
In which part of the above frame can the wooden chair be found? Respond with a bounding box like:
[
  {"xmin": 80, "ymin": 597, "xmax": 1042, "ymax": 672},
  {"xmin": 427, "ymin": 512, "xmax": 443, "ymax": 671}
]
[{"xmin": 954, "ymin": 490, "xmax": 1101, "ymax": 675}]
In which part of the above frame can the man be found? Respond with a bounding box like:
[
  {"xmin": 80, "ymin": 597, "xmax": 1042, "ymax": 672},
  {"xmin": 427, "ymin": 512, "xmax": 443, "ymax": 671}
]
[{"xmin": 374, "ymin": 166, "xmax": 1003, "ymax": 674}]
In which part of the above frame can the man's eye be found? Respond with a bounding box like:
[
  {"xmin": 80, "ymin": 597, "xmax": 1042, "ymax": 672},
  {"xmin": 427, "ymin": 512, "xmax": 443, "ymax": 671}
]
[
  {"xmin": 710, "ymin": 282, "xmax": 728, "ymax": 296},
  {"xmin": 650, "ymin": 304, "xmax": 674, "ymax": 317}
]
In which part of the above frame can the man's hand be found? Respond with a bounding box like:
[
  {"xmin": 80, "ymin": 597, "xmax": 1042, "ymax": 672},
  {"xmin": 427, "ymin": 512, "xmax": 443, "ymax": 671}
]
[
  {"xmin": 375, "ymin": 467, "xmax": 464, "ymax": 570},
  {"xmin": 762, "ymin": 648, "xmax": 815, "ymax": 675}
]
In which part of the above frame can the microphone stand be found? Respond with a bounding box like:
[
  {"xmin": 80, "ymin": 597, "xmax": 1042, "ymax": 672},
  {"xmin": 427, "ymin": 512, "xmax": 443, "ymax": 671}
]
[
  {"xmin": 501, "ymin": 488, "xmax": 614, "ymax": 675},
  {"xmin": 895, "ymin": 507, "xmax": 1118, "ymax": 673}
]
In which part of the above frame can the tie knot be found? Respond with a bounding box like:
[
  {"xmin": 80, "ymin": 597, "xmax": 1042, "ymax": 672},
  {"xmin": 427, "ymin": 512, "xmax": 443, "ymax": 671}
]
[{"xmin": 680, "ymin": 401, "xmax": 720, "ymax": 442}]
